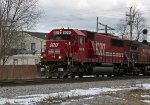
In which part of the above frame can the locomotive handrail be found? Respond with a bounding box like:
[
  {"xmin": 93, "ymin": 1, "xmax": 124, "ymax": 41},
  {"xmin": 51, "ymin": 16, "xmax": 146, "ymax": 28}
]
[
  {"xmin": 124, "ymin": 51, "xmax": 136, "ymax": 69},
  {"xmin": 124, "ymin": 52, "xmax": 131, "ymax": 62},
  {"xmin": 63, "ymin": 48, "xmax": 68, "ymax": 58}
]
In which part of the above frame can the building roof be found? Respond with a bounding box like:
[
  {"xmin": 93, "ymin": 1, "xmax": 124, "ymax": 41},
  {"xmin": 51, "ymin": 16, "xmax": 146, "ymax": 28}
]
[{"xmin": 24, "ymin": 31, "xmax": 48, "ymax": 40}]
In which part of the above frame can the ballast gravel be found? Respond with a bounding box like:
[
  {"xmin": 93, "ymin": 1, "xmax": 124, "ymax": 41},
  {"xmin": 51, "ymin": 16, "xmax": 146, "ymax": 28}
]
[{"xmin": 0, "ymin": 79, "xmax": 145, "ymax": 97}]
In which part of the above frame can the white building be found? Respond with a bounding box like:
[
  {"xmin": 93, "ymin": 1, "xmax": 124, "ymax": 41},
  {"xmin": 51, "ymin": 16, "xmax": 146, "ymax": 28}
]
[{"xmin": 4, "ymin": 31, "xmax": 47, "ymax": 65}]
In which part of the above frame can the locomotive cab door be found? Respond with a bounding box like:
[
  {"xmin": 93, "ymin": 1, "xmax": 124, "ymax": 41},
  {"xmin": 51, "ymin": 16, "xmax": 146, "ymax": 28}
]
[
  {"xmin": 72, "ymin": 35, "xmax": 78, "ymax": 52},
  {"xmin": 71, "ymin": 35, "xmax": 87, "ymax": 61},
  {"xmin": 78, "ymin": 35, "xmax": 87, "ymax": 61}
]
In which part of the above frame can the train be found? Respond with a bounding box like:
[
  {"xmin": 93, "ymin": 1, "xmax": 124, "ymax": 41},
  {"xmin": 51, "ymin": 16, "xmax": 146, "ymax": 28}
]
[{"xmin": 37, "ymin": 28, "xmax": 150, "ymax": 78}]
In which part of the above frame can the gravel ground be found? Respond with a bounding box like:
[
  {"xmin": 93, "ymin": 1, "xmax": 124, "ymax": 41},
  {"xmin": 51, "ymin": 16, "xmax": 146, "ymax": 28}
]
[{"xmin": 0, "ymin": 78, "xmax": 150, "ymax": 105}]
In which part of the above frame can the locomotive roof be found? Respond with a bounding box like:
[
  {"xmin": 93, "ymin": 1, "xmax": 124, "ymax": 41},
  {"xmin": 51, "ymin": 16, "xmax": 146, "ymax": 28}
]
[
  {"xmin": 100, "ymin": 33, "xmax": 118, "ymax": 37},
  {"xmin": 50, "ymin": 29, "xmax": 86, "ymax": 36},
  {"xmin": 73, "ymin": 29, "xmax": 85, "ymax": 36},
  {"xmin": 80, "ymin": 30, "xmax": 120, "ymax": 39}
]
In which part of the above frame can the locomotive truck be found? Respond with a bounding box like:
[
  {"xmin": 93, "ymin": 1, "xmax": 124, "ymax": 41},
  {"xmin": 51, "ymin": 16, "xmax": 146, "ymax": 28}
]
[{"xmin": 37, "ymin": 28, "xmax": 150, "ymax": 78}]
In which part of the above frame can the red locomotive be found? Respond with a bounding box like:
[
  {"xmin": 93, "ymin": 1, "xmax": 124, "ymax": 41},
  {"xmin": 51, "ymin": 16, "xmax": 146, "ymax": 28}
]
[{"xmin": 37, "ymin": 28, "xmax": 150, "ymax": 78}]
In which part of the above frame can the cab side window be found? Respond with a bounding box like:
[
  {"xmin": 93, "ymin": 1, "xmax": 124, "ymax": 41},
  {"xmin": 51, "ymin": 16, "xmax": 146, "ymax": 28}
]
[
  {"xmin": 72, "ymin": 36, "xmax": 78, "ymax": 44},
  {"xmin": 80, "ymin": 36, "xmax": 85, "ymax": 45}
]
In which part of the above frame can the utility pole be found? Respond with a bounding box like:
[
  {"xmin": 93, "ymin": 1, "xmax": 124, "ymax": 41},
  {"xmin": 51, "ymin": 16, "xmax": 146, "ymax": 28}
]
[
  {"xmin": 130, "ymin": 7, "xmax": 133, "ymax": 40},
  {"xmin": 126, "ymin": 7, "xmax": 134, "ymax": 40},
  {"xmin": 96, "ymin": 16, "xmax": 98, "ymax": 32},
  {"xmin": 96, "ymin": 16, "xmax": 115, "ymax": 33}
]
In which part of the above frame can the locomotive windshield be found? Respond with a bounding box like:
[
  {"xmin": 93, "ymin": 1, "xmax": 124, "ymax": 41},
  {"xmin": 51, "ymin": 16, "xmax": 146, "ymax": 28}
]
[{"xmin": 55, "ymin": 35, "xmax": 71, "ymax": 40}]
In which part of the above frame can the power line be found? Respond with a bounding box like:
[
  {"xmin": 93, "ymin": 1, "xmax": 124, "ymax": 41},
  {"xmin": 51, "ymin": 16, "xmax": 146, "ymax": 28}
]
[{"xmin": 96, "ymin": 16, "xmax": 115, "ymax": 33}]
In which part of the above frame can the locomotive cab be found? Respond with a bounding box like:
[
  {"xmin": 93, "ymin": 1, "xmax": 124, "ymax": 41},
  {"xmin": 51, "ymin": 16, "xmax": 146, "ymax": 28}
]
[
  {"xmin": 41, "ymin": 29, "xmax": 79, "ymax": 61},
  {"xmin": 39, "ymin": 29, "xmax": 87, "ymax": 78}
]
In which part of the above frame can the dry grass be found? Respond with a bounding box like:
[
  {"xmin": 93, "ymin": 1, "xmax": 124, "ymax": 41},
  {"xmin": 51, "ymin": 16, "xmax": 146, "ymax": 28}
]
[{"xmin": 103, "ymin": 89, "xmax": 150, "ymax": 105}]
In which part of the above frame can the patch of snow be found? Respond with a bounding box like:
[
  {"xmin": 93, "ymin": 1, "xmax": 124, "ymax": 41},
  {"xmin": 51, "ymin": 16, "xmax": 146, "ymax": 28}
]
[
  {"xmin": 136, "ymin": 83, "xmax": 150, "ymax": 89},
  {"xmin": 141, "ymin": 100, "xmax": 150, "ymax": 104},
  {"xmin": 47, "ymin": 87, "xmax": 123, "ymax": 99},
  {"xmin": 0, "ymin": 94, "xmax": 49, "ymax": 105},
  {"xmin": 0, "ymin": 83, "xmax": 150, "ymax": 105},
  {"xmin": 0, "ymin": 87, "xmax": 123, "ymax": 105},
  {"xmin": 70, "ymin": 99, "xmax": 77, "ymax": 102},
  {"xmin": 83, "ymin": 97, "xmax": 94, "ymax": 100},
  {"xmin": 141, "ymin": 95, "xmax": 150, "ymax": 98},
  {"xmin": 83, "ymin": 75, "xmax": 95, "ymax": 78},
  {"xmin": 115, "ymin": 97, "xmax": 122, "ymax": 100},
  {"xmin": 60, "ymin": 102, "xmax": 72, "ymax": 105},
  {"xmin": 0, "ymin": 98, "xmax": 8, "ymax": 105}
]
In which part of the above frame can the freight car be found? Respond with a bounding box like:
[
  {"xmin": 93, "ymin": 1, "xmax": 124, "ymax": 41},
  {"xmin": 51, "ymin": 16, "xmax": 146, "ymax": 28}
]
[{"xmin": 37, "ymin": 28, "xmax": 150, "ymax": 78}]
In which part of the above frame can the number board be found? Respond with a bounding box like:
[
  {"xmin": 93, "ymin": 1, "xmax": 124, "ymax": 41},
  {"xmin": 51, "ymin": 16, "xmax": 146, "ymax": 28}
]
[
  {"xmin": 53, "ymin": 30, "xmax": 72, "ymax": 35},
  {"xmin": 63, "ymin": 31, "xmax": 71, "ymax": 35}
]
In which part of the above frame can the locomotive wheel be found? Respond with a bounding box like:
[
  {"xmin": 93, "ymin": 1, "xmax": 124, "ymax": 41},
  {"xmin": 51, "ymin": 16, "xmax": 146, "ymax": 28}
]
[
  {"xmin": 113, "ymin": 66, "xmax": 124, "ymax": 76},
  {"xmin": 96, "ymin": 74, "xmax": 99, "ymax": 77},
  {"xmin": 143, "ymin": 66, "xmax": 148, "ymax": 76},
  {"xmin": 130, "ymin": 67, "xmax": 140, "ymax": 76},
  {"xmin": 70, "ymin": 73, "xmax": 75, "ymax": 78},
  {"xmin": 79, "ymin": 72, "xmax": 83, "ymax": 78},
  {"xmin": 107, "ymin": 75, "xmax": 111, "ymax": 77},
  {"xmin": 40, "ymin": 67, "xmax": 47, "ymax": 76},
  {"xmin": 143, "ymin": 70, "xmax": 147, "ymax": 76},
  {"xmin": 57, "ymin": 75, "xmax": 60, "ymax": 79},
  {"xmin": 113, "ymin": 66, "xmax": 120, "ymax": 76},
  {"xmin": 63, "ymin": 75, "xmax": 68, "ymax": 79},
  {"xmin": 48, "ymin": 76, "xmax": 52, "ymax": 79}
]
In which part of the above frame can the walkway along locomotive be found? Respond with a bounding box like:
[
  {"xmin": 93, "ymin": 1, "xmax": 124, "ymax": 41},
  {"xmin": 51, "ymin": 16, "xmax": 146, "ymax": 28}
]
[{"xmin": 37, "ymin": 28, "xmax": 150, "ymax": 78}]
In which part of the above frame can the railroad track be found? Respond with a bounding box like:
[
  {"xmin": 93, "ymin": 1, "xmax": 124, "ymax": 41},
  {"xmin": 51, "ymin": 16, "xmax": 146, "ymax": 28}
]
[{"xmin": 0, "ymin": 76, "xmax": 150, "ymax": 87}]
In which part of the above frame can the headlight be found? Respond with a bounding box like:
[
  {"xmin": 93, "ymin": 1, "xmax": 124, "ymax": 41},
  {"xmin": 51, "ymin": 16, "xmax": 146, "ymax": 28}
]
[
  {"xmin": 58, "ymin": 56, "xmax": 62, "ymax": 59},
  {"xmin": 41, "ymin": 56, "xmax": 43, "ymax": 59}
]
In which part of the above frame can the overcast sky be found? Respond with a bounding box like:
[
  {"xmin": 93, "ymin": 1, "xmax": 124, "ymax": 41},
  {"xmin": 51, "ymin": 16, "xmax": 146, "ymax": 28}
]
[{"xmin": 32, "ymin": 0, "xmax": 150, "ymax": 33}]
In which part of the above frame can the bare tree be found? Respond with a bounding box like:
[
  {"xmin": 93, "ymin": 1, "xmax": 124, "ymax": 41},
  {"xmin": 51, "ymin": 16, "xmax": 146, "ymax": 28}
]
[
  {"xmin": 116, "ymin": 21, "xmax": 129, "ymax": 39},
  {"xmin": 116, "ymin": 6, "xmax": 148, "ymax": 41},
  {"xmin": 0, "ymin": 0, "xmax": 42, "ymax": 65},
  {"xmin": 134, "ymin": 12, "xmax": 147, "ymax": 41}
]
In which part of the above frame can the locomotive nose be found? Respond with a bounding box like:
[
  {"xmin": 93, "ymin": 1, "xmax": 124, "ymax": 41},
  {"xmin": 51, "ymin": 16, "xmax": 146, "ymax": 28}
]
[
  {"xmin": 46, "ymin": 40, "xmax": 70, "ymax": 61},
  {"xmin": 49, "ymin": 42, "xmax": 60, "ymax": 48}
]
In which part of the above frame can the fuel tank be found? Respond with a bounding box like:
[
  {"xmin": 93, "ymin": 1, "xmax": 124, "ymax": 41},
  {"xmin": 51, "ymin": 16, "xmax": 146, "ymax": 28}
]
[{"xmin": 93, "ymin": 66, "xmax": 113, "ymax": 75}]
